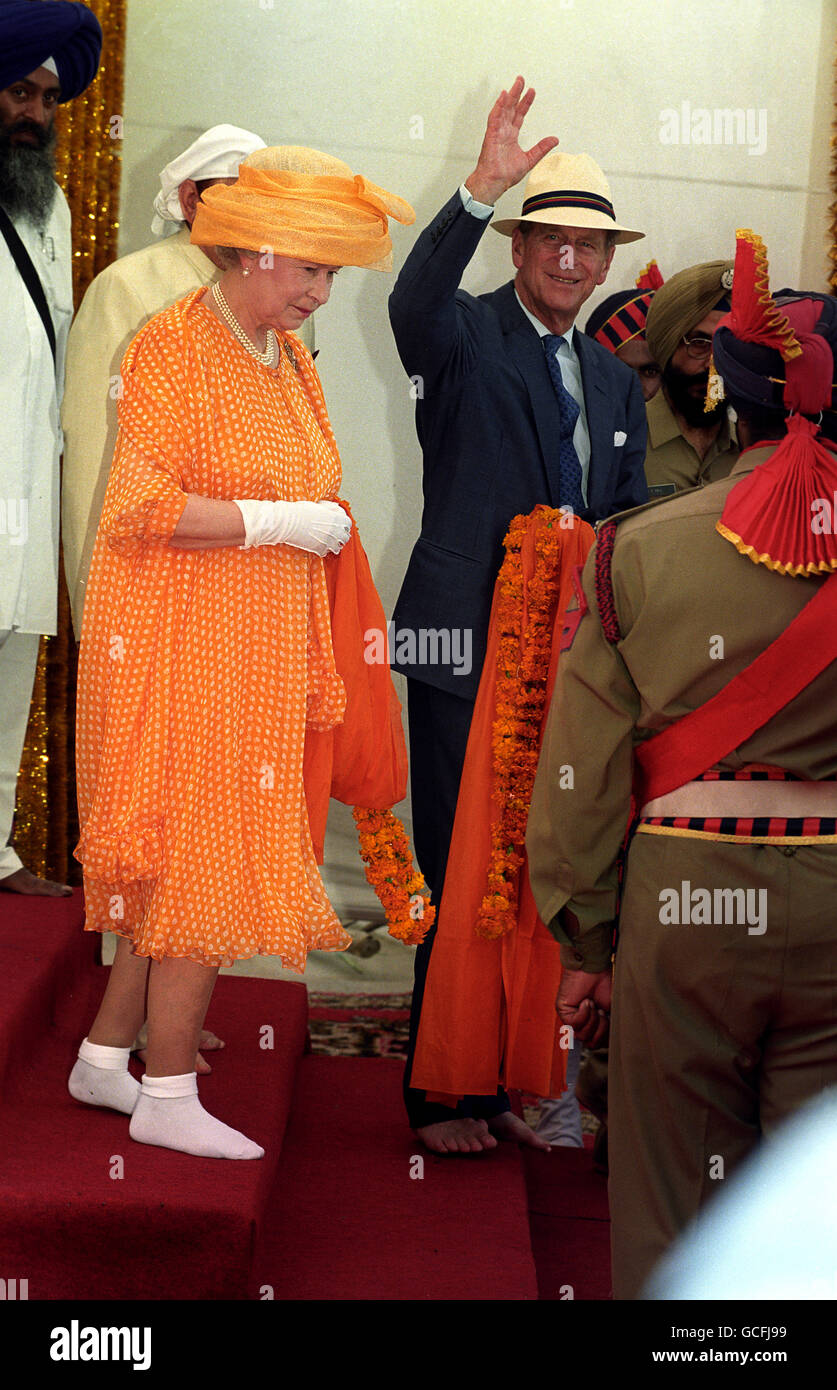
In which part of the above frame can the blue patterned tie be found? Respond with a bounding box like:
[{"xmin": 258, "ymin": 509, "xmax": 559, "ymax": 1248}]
[{"xmin": 542, "ymin": 334, "xmax": 584, "ymax": 513}]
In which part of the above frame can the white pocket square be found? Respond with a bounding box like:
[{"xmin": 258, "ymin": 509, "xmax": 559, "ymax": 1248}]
[{"xmin": 614, "ymin": 430, "xmax": 627, "ymax": 447}]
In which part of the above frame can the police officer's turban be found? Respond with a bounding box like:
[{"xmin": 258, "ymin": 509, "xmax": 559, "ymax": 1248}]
[
  {"xmin": 645, "ymin": 259, "xmax": 733, "ymax": 370},
  {"xmin": 713, "ymin": 288, "xmax": 837, "ymax": 423},
  {"xmin": 712, "ymin": 230, "xmax": 837, "ymax": 576},
  {"xmin": 776, "ymin": 290, "xmax": 837, "ymax": 445},
  {"xmin": 584, "ymin": 260, "xmax": 664, "ymax": 353},
  {"xmin": 585, "ymin": 289, "xmax": 655, "ymax": 351},
  {"xmin": 0, "ymin": 0, "xmax": 102, "ymax": 102}
]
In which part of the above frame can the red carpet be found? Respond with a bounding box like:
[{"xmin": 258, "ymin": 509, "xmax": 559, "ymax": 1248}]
[
  {"xmin": 0, "ymin": 891, "xmax": 610, "ymax": 1299},
  {"xmin": 251, "ymin": 1054, "xmax": 538, "ymax": 1300},
  {"xmin": 0, "ymin": 892, "xmax": 309, "ymax": 1299},
  {"xmin": 523, "ymin": 1146, "xmax": 612, "ymax": 1300}
]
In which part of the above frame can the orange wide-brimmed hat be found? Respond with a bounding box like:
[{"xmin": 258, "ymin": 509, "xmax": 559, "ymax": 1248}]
[{"xmin": 190, "ymin": 154, "xmax": 414, "ymax": 271}]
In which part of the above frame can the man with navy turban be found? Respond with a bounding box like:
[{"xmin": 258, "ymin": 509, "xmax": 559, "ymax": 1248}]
[
  {"xmin": 584, "ymin": 280, "xmax": 663, "ymax": 407},
  {"xmin": 0, "ymin": 0, "xmax": 101, "ymax": 897}
]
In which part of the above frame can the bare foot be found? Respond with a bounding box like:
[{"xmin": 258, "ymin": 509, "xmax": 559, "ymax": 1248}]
[
  {"xmin": 415, "ymin": 1117, "xmax": 500, "ymax": 1154},
  {"xmin": 193, "ymin": 1029, "xmax": 225, "ymax": 1075},
  {"xmin": 0, "ymin": 866, "xmax": 73, "ymax": 896},
  {"xmin": 488, "ymin": 1111, "xmax": 552, "ymax": 1152}
]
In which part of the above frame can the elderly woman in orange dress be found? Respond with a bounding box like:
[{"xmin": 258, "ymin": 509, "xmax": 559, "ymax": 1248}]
[{"xmin": 67, "ymin": 150, "xmax": 413, "ymax": 1159}]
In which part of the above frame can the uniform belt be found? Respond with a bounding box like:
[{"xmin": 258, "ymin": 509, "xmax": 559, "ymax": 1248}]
[{"xmin": 640, "ymin": 780, "xmax": 837, "ymax": 820}]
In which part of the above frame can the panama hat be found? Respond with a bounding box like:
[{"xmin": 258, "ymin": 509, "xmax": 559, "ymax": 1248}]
[{"xmin": 492, "ymin": 151, "xmax": 644, "ymax": 245}]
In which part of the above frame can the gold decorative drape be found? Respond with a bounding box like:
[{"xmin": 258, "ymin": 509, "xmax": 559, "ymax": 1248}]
[
  {"xmin": 832, "ymin": 37, "xmax": 837, "ymax": 293},
  {"xmin": 14, "ymin": 0, "xmax": 126, "ymax": 883}
]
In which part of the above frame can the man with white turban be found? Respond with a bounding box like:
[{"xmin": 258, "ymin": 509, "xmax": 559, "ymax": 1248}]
[
  {"xmin": 61, "ymin": 124, "xmax": 279, "ymax": 633},
  {"xmin": 0, "ymin": 0, "xmax": 101, "ymax": 897}
]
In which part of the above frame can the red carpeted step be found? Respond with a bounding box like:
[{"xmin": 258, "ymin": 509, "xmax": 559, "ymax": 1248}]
[
  {"xmin": 249, "ymin": 1055, "xmax": 539, "ymax": 1301},
  {"xmin": 529, "ymin": 1208, "xmax": 612, "ymax": 1301},
  {"xmin": 0, "ymin": 945, "xmax": 309, "ymax": 1299},
  {"xmin": 522, "ymin": 1147, "xmax": 612, "ymax": 1300},
  {"xmin": 0, "ymin": 901, "xmax": 605, "ymax": 1300}
]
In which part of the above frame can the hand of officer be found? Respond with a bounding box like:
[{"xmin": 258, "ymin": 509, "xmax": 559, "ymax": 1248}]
[
  {"xmin": 464, "ymin": 75, "xmax": 559, "ymax": 207},
  {"xmin": 556, "ymin": 968, "xmax": 612, "ymax": 1047}
]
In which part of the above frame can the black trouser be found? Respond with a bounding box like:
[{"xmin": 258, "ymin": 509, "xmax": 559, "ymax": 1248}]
[{"xmin": 403, "ymin": 678, "xmax": 510, "ymax": 1127}]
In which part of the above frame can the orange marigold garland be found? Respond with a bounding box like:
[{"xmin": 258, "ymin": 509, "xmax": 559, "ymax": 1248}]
[
  {"xmin": 476, "ymin": 507, "xmax": 568, "ymax": 939},
  {"xmin": 353, "ymin": 807, "xmax": 435, "ymax": 946}
]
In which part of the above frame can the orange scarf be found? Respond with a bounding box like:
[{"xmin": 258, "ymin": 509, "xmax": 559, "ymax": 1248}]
[{"xmin": 412, "ymin": 509, "xmax": 595, "ymax": 1103}]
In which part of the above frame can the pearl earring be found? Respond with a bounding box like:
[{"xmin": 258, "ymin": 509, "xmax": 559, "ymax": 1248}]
[{"xmin": 242, "ymin": 266, "xmax": 252, "ymax": 277}]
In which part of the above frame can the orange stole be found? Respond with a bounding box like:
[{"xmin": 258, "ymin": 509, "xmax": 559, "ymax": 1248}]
[
  {"xmin": 304, "ymin": 500, "xmax": 408, "ymax": 862},
  {"xmin": 412, "ymin": 513, "xmax": 595, "ymax": 1103}
]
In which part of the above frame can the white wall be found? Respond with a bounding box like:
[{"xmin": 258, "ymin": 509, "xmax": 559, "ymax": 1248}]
[{"xmin": 118, "ymin": 0, "xmax": 835, "ymax": 918}]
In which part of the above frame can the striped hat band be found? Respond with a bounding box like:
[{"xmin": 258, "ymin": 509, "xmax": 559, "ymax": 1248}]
[
  {"xmin": 491, "ymin": 152, "xmax": 645, "ymax": 243},
  {"xmin": 522, "ymin": 190, "xmax": 616, "ymax": 221}
]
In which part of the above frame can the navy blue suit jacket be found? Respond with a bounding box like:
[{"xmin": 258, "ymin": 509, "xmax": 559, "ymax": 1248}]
[{"xmin": 389, "ymin": 192, "xmax": 648, "ymax": 700}]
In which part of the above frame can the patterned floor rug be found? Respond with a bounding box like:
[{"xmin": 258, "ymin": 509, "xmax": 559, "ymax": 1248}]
[
  {"xmin": 307, "ymin": 991, "xmax": 411, "ymax": 1060},
  {"xmin": 306, "ymin": 992, "xmax": 600, "ymax": 1140}
]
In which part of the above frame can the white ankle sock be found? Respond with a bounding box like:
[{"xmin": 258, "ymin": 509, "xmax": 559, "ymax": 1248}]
[
  {"xmin": 129, "ymin": 1073, "xmax": 264, "ymax": 1160},
  {"xmin": 68, "ymin": 1036, "xmax": 141, "ymax": 1115}
]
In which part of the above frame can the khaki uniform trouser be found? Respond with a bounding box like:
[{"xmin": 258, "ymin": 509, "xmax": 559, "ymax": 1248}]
[{"xmin": 609, "ymin": 831, "xmax": 837, "ymax": 1299}]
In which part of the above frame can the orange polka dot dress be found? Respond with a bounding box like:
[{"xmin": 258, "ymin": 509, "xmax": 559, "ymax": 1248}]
[{"xmin": 74, "ymin": 288, "xmax": 353, "ymax": 969}]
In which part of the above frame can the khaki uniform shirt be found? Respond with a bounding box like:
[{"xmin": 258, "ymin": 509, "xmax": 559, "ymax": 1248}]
[
  {"xmin": 526, "ymin": 446, "xmax": 837, "ymax": 971},
  {"xmin": 643, "ymin": 388, "xmax": 738, "ymax": 496},
  {"xmin": 61, "ymin": 228, "xmax": 316, "ymax": 634}
]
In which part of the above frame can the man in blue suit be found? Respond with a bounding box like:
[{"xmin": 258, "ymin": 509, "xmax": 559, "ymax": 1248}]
[{"xmin": 389, "ymin": 79, "xmax": 648, "ymax": 1154}]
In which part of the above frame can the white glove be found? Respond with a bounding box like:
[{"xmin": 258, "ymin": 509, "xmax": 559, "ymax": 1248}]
[{"xmin": 233, "ymin": 499, "xmax": 352, "ymax": 556}]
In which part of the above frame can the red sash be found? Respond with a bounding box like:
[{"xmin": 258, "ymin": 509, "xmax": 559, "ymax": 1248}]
[{"xmin": 635, "ymin": 572, "xmax": 837, "ymax": 804}]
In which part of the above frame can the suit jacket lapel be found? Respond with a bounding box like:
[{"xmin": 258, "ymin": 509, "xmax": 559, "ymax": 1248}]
[
  {"xmin": 574, "ymin": 330, "xmax": 612, "ymax": 518},
  {"xmin": 489, "ymin": 282, "xmax": 565, "ymax": 507}
]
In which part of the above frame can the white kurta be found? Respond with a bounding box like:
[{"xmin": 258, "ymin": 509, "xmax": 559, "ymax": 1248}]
[
  {"xmin": 0, "ymin": 185, "xmax": 73, "ymax": 635},
  {"xmin": 61, "ymin": 227, "xmax": 316, "ymax": 635}
]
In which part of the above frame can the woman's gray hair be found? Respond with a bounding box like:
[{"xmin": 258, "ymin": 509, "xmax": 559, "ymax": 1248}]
[{"xmin": 215, "ymin": 246, "xmax": 258, "ymax": 271}]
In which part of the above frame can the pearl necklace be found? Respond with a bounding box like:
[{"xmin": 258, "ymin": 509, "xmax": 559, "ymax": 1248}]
[{"xmin": 211, "ymin": 282, "xmax": 279, "ymax": 367}]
